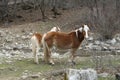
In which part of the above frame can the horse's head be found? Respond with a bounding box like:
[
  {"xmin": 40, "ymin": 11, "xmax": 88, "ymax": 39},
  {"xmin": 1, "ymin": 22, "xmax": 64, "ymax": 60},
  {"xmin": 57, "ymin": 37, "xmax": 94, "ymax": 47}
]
[
  {"xmin": 50, "ymin": 27, "xmax": 61, "ymax": 32},
  {"xmin": 79, "ymin": 24, "xmax": 90, "ymax": 38}
]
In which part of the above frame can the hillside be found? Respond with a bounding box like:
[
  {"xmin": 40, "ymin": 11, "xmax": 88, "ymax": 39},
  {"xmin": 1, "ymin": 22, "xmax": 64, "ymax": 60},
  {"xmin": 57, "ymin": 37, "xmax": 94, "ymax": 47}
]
[{"xmin": 0, "ymin": 1, "xmax": 120, "ymax": 80}]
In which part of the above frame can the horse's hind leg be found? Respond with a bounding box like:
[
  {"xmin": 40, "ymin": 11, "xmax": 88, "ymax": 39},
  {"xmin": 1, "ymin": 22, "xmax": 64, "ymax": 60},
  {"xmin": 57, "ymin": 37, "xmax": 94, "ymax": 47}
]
[
  {"xmin": 44, "ymin": 46, "xmax": 54, "ymax": 65},
  {"xmin": 48, "ymin": 51, "xmax": 54, "ymax": 65},
  {"xmin": 31, "ymin": 46, "xmax": 39, "ymax": 64},
  {"xmin": 43, "ymin": 42, "xmax": 54, "ymax": 65},
  {"xmin": 42, "ymin": 34, "xmax": 55, "ymax": 65},
  {"xmin": 31, "ymin": 37, "xmax": 39, "ymax": 64}
]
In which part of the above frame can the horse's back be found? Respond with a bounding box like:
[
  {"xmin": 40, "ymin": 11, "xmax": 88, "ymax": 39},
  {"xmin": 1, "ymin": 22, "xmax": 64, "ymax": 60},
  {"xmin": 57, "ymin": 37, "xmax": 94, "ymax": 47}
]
[
  {"xmin": 44, "ymin": 32, "xmax": 73, "ymax": 49},
  {"xmin": 32, "ymin": 33, "xmax": 42, "ymax": 43}
]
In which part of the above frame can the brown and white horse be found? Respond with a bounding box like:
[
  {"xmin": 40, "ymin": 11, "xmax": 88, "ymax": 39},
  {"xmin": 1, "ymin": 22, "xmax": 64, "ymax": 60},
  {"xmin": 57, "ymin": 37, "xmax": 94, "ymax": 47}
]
[
  {"xmin": 31, "ymin": 27, "xmax": 60, "ymax": 64},
  {"xmin": 42, "ymin": 24, "xmax": 90, "ymax": 65}
]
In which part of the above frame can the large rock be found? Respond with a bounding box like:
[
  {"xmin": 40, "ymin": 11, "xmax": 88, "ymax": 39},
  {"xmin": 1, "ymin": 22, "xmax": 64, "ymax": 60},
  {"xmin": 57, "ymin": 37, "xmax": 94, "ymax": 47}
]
[{"xmin": 67, "ymin": 68, "xmax": 97, "ymax": 80}]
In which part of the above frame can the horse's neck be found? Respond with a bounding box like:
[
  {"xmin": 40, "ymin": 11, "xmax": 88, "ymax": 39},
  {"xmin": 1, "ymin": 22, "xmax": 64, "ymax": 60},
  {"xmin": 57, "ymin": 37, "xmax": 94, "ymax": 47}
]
[
  {"xmin": 78, "ymin": 31, "xmax": 85, "ymax": 42},
  {"xmin": 72, "ymin": 30, "xmax": 85, "ymax": 42}
]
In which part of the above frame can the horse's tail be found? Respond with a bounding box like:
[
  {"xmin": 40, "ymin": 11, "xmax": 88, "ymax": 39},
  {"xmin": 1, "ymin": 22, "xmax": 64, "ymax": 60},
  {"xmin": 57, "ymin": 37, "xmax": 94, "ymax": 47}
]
[{"xmin": 41, "ymin": 34, "xmax": 50, "ymax": 63}]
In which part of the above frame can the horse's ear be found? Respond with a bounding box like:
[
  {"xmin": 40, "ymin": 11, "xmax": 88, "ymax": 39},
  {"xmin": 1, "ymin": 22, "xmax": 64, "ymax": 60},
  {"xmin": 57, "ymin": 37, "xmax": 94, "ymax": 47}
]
[
  {"xmin": 81, "ymin": 24, "xmax": 84, "ymax": 28},
  {"xmin": 79, "ymin": 27, "xmax": 83, "ymax": 32}
]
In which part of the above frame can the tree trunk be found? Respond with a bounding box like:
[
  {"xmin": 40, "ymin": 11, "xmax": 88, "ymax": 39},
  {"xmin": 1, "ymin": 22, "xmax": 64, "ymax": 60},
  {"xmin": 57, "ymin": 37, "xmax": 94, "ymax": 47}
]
[{"xmin": 39, "ymin": 0, "xmax": 46, "ymax": 21}]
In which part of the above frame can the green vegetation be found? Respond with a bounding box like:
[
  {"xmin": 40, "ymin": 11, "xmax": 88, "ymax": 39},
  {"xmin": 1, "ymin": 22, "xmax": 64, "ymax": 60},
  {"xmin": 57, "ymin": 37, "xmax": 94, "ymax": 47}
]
[
  {"xmin": 98, "ymin": 76, "xmax": 115, "ymax": 80},
  {"xmin": 0, "ymin": 58, "xmax": 53, "ymax": 78},
  {"xmin": 0, "ymin": 56, "xmax": 119, "ymax": 80}
]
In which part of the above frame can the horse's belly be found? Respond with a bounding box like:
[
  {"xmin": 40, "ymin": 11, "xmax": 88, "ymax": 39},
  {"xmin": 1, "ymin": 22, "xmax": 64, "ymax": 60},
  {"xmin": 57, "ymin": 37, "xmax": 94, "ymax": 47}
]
[
  {"xmin": 54, "ymin": 42, "xmax": 72, "ymax": 49},
  {"xmin": 53, "ymin": 36, "xmax": 73, "ymax": 49}
]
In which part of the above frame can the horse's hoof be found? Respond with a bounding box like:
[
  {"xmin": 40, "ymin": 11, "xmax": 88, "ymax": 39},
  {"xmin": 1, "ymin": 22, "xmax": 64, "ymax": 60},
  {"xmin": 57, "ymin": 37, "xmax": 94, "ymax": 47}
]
[
  {"xmin": 34, "ymin": 61, "xmax": 39, "ymax": 64},
  {"xmin": 48, "ymin": 62, "xmax": 54, "ymax": 66},
  {"xmin": 68, "ymin": 60, "xmax": 76, "ymax": 65},
  {"xmin": 67, "ymin": 61, "xmax": 76, "ymax": 66},
  {"xmin": 35, "ymin": 62, "xmax": 39, "ymax": 64}
]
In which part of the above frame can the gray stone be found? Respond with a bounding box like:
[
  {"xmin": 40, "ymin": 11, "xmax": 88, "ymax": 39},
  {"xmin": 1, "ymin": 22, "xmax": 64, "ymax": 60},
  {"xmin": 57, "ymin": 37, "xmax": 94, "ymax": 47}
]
[
  {"xmin": 94, "ymin": 41, "xmax": 101, "ymax": 45},
  {"xmin": 21, "ymin": 75, "xmax": 28, "ymax": 80},
  {"xmin": 114, "ymin": 34, "xmax": 120, "ymax": 42},
  {"xmin": 88, "ymin": 37, "xmax": 94, "ymax": 41},
  {"xmin": 101, "ymin": 46, "xmax": 108, "ymax": 51},
  {"xmin": 106, "ymin": 38, "xmax": 116, "ymax": 45},
  {"xmin": 0, "ymin": 30, "xmax": 6, "ymax": 37},
  {"xmin": 67, "ymin": 68, "xmax": 97, "ymax": 80},
  {"xmin": 108, "ymin": 46, "xmax": 116, "ymax": 50},
  {"xmin": 30, "ymin": 74, "xmax": 40, "ymax": 78},
  {"xmin": 86, "ymin": 43, "xmax": 102, "ymax": 50},
  {"xmin": 98, "ymin": 72, "xmax": 109, "ymax": 78}
]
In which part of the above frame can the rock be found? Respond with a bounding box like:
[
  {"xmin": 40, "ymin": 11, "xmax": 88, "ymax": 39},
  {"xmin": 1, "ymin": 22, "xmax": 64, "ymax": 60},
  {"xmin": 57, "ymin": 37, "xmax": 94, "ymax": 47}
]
[
  {"xmin": 42, "ymin": 78, "xmax": 47, "ymax": 80},
  {"xmin": 116, "ymin": 38, "xmax": 120, "ymax": 42},
  {"xmin": 116, "ymin": 50, "xmax": 120, "ymax": 54},
  {"xmin": 108, "ymin": 46, "xmax": 116, "ymax": 50},
  {"xmin": 52, "ymin": 52, "xmax": 60, "ymax": 58},
  {"xmin": 114, "ymin": 43, "xmax": 120, "ymax": 50},
  {"xmin": 92, "ymin": 33, "xmax": 103, "ymax": 40},
  {"xmin": 11, "ymin": 50, "xmax": 20, "ymax": 56},
  {"xmin": 94, "ymin": 41, "xmax": 101, "ymax": 45},
  {"xmin": 111, "ymin": 38, "xmax": 117, "ymax": 44},
  {"xmin": 106, "ymin": 38, "xmax": 116, "ymax": 45},
  {"xmin": 85, "ymin": 43, "xmax": 102, "ymax": 50},
  {"xmin": 30, "ymin": 74, "xmax": 40, "ymax": 78},
  {"xmin": 5, "ymin": 46, "xmax": 13, "ymax": 50},
  {"xmin": 101, "ymin": 42, "xmax": 110, "ymax": 47},
  {"xmin": 0, "ymin": 30, "xmax": 6, "ymax": 37},
  {"xmin": 98, "ymin": 72, "xmax": 109, "ymax": 78},
  {"xmin": 101, "ymin": 46, "xmax": 108, "ymax": 51},
  {"xmin": 20, "ymin": 70, "xmax": 30, "ymax": 79},
  {"xmin": 21, "ymin": 35, "xmax": 30, "ymax": 40},
  {"xmin": 114, "ymin": 34, "xmax": 120, "ymax": 42},
  {"xmin": 5, "ymin": 38, "xmax": 13, "ymax": 43},
  {"xmin": 88, "ymin": 37, "xmax": 94, "ymax": 41},
  {"xmin": 5, "ymin": 60, "xmax": 12, "ymax": 64},
  {"xmin": 67, "ymin": 68, "xmax": 97, "ymax": 80},
  {"xmin": 5, "ymin": 53, "xmax": 12, "ymax": 58},
  {"xmin": 21, "ymin": 75, "xmax": 28, "ymax": 80}
]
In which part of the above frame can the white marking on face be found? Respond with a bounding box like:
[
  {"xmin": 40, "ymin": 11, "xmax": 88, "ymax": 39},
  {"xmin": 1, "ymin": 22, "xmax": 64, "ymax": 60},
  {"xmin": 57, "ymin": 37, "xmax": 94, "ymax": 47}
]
[
  {"xmin": 75, "ymin": 29, "xmax": 78, "ymax": 38},
  {"xmin": 83, "ymin": 25, "xmax": 89, "ymax": 38}
]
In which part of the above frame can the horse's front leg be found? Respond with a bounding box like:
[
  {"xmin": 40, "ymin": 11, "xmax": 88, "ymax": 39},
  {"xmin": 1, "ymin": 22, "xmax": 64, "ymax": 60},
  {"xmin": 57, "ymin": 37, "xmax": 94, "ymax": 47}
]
[
  {"xmin": 46, "ymin": 49, "xmax": 55, "ymax": 65},
  {"xmin": 68, "ymin": 48, "xmax": 77, "ymax": 65}
]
